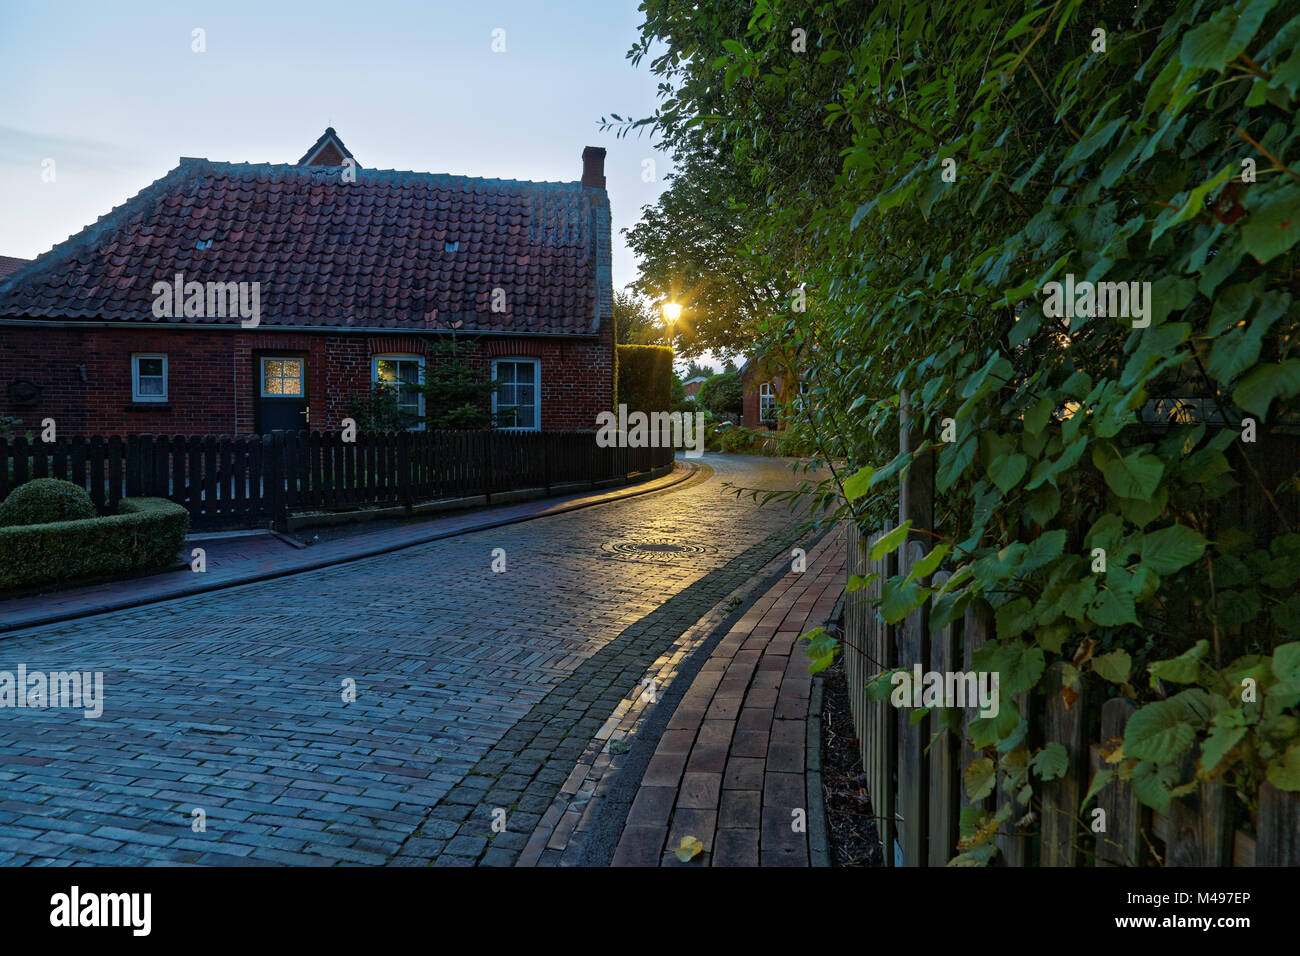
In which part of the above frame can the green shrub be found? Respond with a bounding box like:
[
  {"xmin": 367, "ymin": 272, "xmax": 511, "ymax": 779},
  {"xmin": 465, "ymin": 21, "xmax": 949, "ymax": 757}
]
[
  {"xmin": 697, "ymin": 372, "xmax": 743, "ymax": 420},
  {"xmin": 0, "ymin": 478, "xmax": 96, "ymax": 528},
  {"xmin": 617, "ymin": 344, "xmax": 674, "ymax": 414},
  {"xmin": 0, "ymin": 497, "xmax": 189, "ymax": 591},
  {"xmin": 776, "ymin": 429, "xmax": 818, "ymax": 458}
]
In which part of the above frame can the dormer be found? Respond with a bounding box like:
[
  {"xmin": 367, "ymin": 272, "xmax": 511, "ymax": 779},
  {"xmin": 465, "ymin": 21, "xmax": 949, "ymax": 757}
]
[{"xmin": 297, "ymin": 127, "xmax": 356, "ymax": 167}]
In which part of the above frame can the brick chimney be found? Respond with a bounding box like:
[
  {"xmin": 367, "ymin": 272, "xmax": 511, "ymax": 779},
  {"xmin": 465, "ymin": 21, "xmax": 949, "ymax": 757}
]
[{"xmin": 581, "ymin": 146, "xmax": 606, "ymax": 189}]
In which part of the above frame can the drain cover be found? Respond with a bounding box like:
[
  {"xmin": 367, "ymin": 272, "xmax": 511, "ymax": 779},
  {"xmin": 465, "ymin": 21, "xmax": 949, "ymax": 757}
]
[{"xmin": 601, "ymin": 540, "xmax": 714, "ymax": 561}]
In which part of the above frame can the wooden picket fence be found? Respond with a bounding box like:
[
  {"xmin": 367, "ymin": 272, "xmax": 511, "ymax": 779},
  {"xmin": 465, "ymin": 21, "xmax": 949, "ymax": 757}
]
[
  {"xmin": 839, "ymin": 396, "xmax": 1300, "ymax": 866},
  {"xmin": 843, "ymin": 529, "xmax": 1300, "ymax": 867},
  {"xmin": 0, "ymin": 430, "xmax": 674, "ymax": 532}
]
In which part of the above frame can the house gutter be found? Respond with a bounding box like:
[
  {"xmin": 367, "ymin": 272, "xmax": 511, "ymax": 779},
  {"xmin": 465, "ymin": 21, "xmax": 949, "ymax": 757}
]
[{"xmin": 0, "ymin": 318, "xmax": 601, "ymax": 339}]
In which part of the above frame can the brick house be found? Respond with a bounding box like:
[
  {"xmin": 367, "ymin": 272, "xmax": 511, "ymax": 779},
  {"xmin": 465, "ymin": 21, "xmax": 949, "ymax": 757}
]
[
  {"xmin": 739, "ymin": 358, "xmax": 784, "ymax": 429},
  {"xmin": 681, "ymin": 374, "xmax": 708, "ymax": 400},
  {"xmin": 0, "ymin": 129, "xmax": 614, "ymax": 436}
]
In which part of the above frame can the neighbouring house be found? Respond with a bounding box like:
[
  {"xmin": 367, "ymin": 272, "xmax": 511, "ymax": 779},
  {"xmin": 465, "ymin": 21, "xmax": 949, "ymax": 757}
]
[
  {"xmin": 740, "ymin": 357, "xmax": 811, "ymax": 430},
  {"xmin": 0, "ymin": 256, "xmax": 30, "ymax": 281},
  {"xmin": 0, "ymin": 129, "xmax": 614, "ymax": 436},
  {"xmin": 681, "ymin": 374, "xmax": 708, "ymax": 400}
]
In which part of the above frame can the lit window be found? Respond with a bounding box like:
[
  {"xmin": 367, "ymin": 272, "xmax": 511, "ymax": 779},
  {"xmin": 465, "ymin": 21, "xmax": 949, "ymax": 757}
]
[
  {"xmin": 261, "ymin": 358, "xmax": 305, "ymax": 397},
  {"xmin": 132, "ymin": 354, "xmax": 168, "ymax": 402},
  {"xmin": 492, "ymin": 358, "xmax": 541, "ymax": 430},
  {"xmin": 373, "ymin": 354, "xmax": 425, "ymax": 428}
]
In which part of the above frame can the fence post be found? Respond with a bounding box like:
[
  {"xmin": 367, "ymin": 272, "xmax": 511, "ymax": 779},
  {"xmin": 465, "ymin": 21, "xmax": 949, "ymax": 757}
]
[
  {"xmin": 484, "ymin": 431, "xmax": 494, "ymax": 502},
  {"xmin": 896, "ymin": 389, "xmax": 935, "ymax": 866},
  {"xmin": 1095, "ymin": 698, "xmax": 1141, "ymax": 866},
  {"xmin": 1040, "ymin": 662, "xmax": 1085, "ymax": 866},
  {"xmin": 269, "ymin": 430, "xmax": 286, "ymax": 532},
  {"xmin": 1257, "ymin": 783, "xmax": 1300, "ymax": 865},
  {"xmin": 398, "ymin": 430, "xmax": 413, "ymax": 511}
]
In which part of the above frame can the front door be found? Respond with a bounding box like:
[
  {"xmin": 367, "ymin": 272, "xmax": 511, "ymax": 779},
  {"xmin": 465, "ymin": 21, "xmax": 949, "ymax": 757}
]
[{"xmin": 256, "ymin": 353, "xmax": 309, "ymax": 433}]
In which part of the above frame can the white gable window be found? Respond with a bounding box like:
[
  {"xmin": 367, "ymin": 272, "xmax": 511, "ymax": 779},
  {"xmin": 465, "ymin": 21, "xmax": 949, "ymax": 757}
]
[
  {"xmin": 131, "ymin": 354, "xmax": 168, "ymax": 402},
  {"xmin": 372, "ymin": 354, "xmax": 425, "ymax": 429},
  {"xmin": 759, "ymin": 381, "xmax": 776, "ymax": 422},
  {"xmin": 492, "ymin": 358, "xmax": 541, "ymax": 431}
]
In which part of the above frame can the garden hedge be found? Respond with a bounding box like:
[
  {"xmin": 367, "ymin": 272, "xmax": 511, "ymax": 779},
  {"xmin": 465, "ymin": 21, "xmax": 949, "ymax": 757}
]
[
  {"xmin": 0, "ymin": 497, "xmax": 190, "ymax": 591},
  {"xmin": 0, "ymin": 477, "xmax": 96, "ymax": 527},
  {"xmin": 616, "ymin": 344, "xmax": 674, "ymax": 414}
]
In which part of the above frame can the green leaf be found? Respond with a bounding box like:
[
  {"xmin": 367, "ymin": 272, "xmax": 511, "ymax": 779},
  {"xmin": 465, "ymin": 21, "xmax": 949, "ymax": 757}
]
[
  {"xmin": 842, "ymin": 465, "xmax": 875, "ymax": 501},
  {"xmin": 801, "ymin": 627, "xmax": 840, "ymax": 674},
  {"xmin": 908, "ymin": 543, "xmax": 950, "ymax": 581},
  {"xmin": 870, "ymin": 522, "xmax": 913, "ymax": 560},
  {"xmin": 1092, "ymin": 649, "xmax": 1132, "ymax": 684},
  {"xmin": 1102, "ymin": 452, "xmax": 1164, "ymax": 502},
  {"xmin": 880, "ymin": 577, "xmax": 926, "ymax": 624},
  {"xmin": 1132, "ymin": 761, "xmax": 1180, "ymax": 813},
  {"xmin": 846, "ymin": 573, "xmax": 878, "ymax": 594},
  {"xmin": 1082, "ymin": 769, "xmax": 1114, "ymax": 809},
  {"xmin": 964, "ymin": 757, "xmax": 996, "ymax": 801},
  {"xmin": 1273, "ymin": 642, "xmax": 1300, "ymax": 684},
  {"xmin": 986, "ymin": 453, "xmax": 1027, "ymax": 494},
  {"xmin": 1234, "ymin": 360, "xmax": 1300, "ymax": 419},
  {"xmin": 1241, "ymin": 184, "xmax": 1300, "ymax": 263},
  {"xmin": 1266, "ymin": 743, "xmax": 1300, "ymax": 791},
  {"xmin": 1200, "ymin": 725, "xmax": 1246, "ymax": 774},
  {"xmin": 1139, "ymin": 523, "xmax": 1208, "ymax": 574},
  {"xmin": 1125, "ymin": 698, "xmax": 1198, "ymax": 763},
  {"xmin": 1030, "ymin": 743, "xmax": 1069, "ymax": 782},
  {"xmin": 1148, "ymin": 640, "xmax": 1209, "ymax": 684},
  {"xmin": 1090, "ymin": 589, "xmax": 1139, "ymax": 627}
]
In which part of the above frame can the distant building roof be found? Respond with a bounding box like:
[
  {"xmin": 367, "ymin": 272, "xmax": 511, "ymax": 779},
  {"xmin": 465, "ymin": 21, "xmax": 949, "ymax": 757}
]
[{"xmin": 0, "ymin": 255, "xmax": 30, "ymax": 280}]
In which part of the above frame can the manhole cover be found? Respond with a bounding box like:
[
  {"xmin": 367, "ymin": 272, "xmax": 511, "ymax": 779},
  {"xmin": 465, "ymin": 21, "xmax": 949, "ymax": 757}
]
[{"xmin": 601, "ymin": 540, "xmax": 715, "ymax": 561}]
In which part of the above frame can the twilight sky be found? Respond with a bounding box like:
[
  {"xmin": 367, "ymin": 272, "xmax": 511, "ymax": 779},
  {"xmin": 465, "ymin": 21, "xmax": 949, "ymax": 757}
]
[{"xmin": 0, "ymin": 0, "xmax": 671, "ymax": 297}]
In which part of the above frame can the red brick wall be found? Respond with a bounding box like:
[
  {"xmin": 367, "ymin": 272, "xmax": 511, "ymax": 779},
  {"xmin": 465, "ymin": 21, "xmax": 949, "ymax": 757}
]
[{"xmin": 0, "ymin": 323, "xmax": 613, "ymax": 436}]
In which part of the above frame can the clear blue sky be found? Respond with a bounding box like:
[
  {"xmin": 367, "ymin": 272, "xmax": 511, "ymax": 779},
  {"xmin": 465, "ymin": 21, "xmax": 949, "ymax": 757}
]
[{"xmin": 0, "ymin": 0, "xmax": 671, "ymax": 296}]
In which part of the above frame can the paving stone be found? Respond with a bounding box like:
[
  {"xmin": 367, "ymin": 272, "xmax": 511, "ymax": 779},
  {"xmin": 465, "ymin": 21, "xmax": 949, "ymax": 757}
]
[{"xmin": 0, "ymin": 456, "xmax": 809, "ymax": 867}]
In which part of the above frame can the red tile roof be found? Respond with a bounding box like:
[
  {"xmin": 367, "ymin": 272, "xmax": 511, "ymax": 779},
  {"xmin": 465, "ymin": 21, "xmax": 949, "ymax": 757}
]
[
  {"xmin": 0, "ymin": 158, "xmax": 608, "ymax": 336},
  {"xmin": 0, "ymin": 255, "xmax": 29, "ymax": 280}
]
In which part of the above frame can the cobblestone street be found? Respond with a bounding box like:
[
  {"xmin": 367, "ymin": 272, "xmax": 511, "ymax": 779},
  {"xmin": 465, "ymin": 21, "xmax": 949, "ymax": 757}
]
[{"xmin": 0, "ymin": 454, "xmax": 822, "ymax": 866}]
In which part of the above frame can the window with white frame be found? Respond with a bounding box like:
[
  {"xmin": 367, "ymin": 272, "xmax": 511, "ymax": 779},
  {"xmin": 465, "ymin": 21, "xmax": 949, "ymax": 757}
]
[
  {"xmin": 492, "ymin": 358, "xmax": 540, "ymax": 430},
  {"xmin": 372, "ymin": 354, "xmax": 425, "ymax": 428},
  {"xmin": 759, "ymin": 382, "xmax": 777, "ymax": 422},
  {"xmin": 132, "ymin": 354, "xmax": 168, "ymax": 402}
]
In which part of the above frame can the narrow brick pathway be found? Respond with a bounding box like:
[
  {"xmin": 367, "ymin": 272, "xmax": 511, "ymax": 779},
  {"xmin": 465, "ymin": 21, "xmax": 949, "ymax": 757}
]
[{"xmin": 611, "ymin": 530, "xmax": 844, "ymax": 866}]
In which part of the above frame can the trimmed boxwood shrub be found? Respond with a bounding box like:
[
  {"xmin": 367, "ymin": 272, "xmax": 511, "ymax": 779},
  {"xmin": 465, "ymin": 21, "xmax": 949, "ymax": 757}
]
[
  {"xmin": 0, "ymin": 478, "xmax": 96, "ymax": 527},
  {"xmin": 0, "ymin": 497, "xmax": 190, "ymax": 591},
  {"xmin": 616, "ymin": 344, "xmax": 674, "ymax": 414}
]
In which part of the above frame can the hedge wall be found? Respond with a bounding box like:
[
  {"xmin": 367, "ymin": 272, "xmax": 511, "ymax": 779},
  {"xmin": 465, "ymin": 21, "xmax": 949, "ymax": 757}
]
[
  {"xmin": 616, "ymin": 344, "xmax": 674, "ymax": 414},
  {"xmin": 0, "ymin": 497, "xmax": 190, "ymax": 591}
]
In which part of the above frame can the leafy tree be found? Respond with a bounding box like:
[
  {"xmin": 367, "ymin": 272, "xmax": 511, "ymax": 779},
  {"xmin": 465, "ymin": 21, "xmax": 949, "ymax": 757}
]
[
  {"xmin": 620, "ymin": 0, "xmax": 1300, "ymax": 861},
  {"xmin": 683, "ymin": 361, "xmax": 716, "ymax": 381},
  {"xmin": 697, "ymin": 371, "xmax": 743, "ymax": 421},
  {"xmin": 613, "ymin": 288, "xmax": 664, "ymax": 346},
  {"xmin": 418, "ymin": 334, "xmax": 498, "ymax": 430},
  {"xmin": 344, "ymin": 387, "xmax": 406, "ymax": 434},
  {"xmin": 621, "ymin": 142, "xmax": 781, "ymax": 357}
]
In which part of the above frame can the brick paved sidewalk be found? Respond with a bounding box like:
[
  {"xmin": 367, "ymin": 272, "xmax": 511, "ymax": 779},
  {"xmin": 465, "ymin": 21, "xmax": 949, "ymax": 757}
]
[
  {"xmin": 0, "ymin": 462, "xmax": 697, "ymax": 634},
  {"xmin": 610, "ymin": 529, "xmax": 844, "ymax": 866}
]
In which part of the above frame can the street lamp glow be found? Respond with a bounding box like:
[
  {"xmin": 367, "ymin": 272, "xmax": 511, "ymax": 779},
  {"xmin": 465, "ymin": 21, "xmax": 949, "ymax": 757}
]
[{"xmin": 661, "ymin": 302, "xmax": 682, "ymax": 323}]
